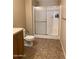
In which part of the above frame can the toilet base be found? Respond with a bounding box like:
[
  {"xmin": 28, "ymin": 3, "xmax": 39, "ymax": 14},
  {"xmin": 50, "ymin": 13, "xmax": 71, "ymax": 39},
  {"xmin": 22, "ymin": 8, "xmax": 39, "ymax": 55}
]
[
  {"xmin": 24, "ymin": 35, "xmax": 35, "ymax": 47},
  {"xmin": 24, "ymin": 41, "xmax": 33, "ymax": 47}
]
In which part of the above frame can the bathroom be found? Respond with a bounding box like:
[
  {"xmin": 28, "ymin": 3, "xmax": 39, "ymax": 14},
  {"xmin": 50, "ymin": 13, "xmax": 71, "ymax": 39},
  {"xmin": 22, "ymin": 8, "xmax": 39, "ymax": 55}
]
[{"xmin": 13, "ymin": 0, "xmax": 66, "ymax": 59}]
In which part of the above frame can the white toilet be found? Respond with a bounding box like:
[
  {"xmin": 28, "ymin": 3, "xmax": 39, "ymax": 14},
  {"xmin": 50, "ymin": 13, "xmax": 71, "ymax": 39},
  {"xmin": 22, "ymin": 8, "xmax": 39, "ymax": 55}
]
[
  {"xmin": 24, "ymin": 35, "xmax": 35, "ymax": 47},
  {"xmin": 23, "ymin": 29, "xmax": 35, "ymax": 47}
]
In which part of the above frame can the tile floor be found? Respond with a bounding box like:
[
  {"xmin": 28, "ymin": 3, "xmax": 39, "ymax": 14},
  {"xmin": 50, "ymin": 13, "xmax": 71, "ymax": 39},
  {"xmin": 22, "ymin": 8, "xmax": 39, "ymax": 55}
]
[{"xmin": 24, "ymin": 38, "xmax": 65, "ymax": 59}]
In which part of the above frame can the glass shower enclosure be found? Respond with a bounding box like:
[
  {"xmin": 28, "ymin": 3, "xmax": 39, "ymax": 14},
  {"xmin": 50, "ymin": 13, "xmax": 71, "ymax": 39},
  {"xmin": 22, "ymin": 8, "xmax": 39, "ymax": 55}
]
[{"xmin": 33, "ymin": 6, "xmax": 60, "ymax": 37}]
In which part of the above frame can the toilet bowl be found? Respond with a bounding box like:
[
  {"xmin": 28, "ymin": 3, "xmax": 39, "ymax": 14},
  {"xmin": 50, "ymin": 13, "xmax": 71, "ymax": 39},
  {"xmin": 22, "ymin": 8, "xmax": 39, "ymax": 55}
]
[
  {"xmin": 24, "ymin": 35, "xmax": 35, "ymax": 47},
  {"xmin": 23, "ymin": 29, "xmax": 35, "ymax": 47}
]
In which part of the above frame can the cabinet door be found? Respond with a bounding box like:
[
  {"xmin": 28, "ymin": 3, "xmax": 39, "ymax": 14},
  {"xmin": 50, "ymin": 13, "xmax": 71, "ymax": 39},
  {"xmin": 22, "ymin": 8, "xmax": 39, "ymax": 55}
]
[
  {"xmin": 13, "ymin": 30, "xmax": 24, "ymax": 59},
  {"xmin": 13, "ymin": 34, "xmax": 18, "ymax": 59},
  {"xmin": 17, "ymin": 31, "xmax": 24, "ymax": 58}
]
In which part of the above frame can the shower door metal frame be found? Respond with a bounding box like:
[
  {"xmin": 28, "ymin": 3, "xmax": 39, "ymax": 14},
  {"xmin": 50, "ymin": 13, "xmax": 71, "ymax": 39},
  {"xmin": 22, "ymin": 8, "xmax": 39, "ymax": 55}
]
[{"xmin": 33, "ymin": 6, "xmax": 47, "ymax": 35}]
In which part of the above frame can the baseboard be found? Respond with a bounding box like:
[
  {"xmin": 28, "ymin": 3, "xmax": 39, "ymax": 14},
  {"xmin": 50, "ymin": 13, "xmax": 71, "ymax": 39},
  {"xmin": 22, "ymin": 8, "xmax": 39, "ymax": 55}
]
[
  {"xmin": 34, "ymin": 35, "xmax": 60, "ymax": 39},
  {"xmin": 60, "ymin": 39, "xmax": 66, "ymax": 57}
]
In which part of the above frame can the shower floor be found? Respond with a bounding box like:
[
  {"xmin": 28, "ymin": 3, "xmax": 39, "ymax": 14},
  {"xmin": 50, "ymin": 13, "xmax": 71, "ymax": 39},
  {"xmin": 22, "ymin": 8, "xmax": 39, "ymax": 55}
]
[{"xmin": 24, "ymin": 38, "xmax": 65, "ymax": 59}]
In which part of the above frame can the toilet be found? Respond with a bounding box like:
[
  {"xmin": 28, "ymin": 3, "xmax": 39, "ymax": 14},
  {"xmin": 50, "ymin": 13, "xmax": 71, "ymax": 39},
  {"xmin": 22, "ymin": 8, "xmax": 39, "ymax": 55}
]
[
  {"xmin": 24, "ymin": 35, "xmax": 35, "ymax": 47},
  {"xmin": 23, "ymin": 29, "xmax": 35, "ymax": 47}
]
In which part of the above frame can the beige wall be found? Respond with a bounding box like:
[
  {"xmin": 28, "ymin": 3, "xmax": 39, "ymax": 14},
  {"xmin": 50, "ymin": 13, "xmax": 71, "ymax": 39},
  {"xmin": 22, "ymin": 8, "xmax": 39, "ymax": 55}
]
[
  {"xmin": 13, "ymin": 0, "xmax": 26, "ymax": 29},
  {"xmin": 60, "ymin": 19, "xmax": 66, "ymax": 55},
  {"xmin": 61, "ymin": 0, "xmax": 66, "ymax": 18},
  {"xmin": 60, "ymin": 0, "xmax": 66, "ymax": 55},
  {"xmin": 25, "ymin": 0, "xmax": 33, "ymax": 34}
]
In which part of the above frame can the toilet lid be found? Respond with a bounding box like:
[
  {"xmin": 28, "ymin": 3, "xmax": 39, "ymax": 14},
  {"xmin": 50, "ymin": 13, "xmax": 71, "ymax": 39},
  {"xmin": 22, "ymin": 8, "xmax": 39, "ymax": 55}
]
[{"xmin": 25, "ymin": 35, "xmax": 35, "ymax": 41}]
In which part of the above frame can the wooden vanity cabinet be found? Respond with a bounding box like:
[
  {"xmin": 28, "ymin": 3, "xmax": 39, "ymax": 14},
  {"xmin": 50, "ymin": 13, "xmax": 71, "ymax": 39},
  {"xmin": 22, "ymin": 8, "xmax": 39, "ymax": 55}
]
[{"xmin": 13, "ymin": 30, "xmax": 24, "ymax": 59}]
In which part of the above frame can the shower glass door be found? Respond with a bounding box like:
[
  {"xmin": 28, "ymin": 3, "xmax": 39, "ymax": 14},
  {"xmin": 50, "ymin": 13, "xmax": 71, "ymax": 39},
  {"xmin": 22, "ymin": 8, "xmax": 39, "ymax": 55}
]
[
  {"xmin": 33, "ymin": 6, "xmax": 59, "ymax": 36},
  {"xmin": 33, "ymin": 7, "xmax": 47, "ymax": 35}
]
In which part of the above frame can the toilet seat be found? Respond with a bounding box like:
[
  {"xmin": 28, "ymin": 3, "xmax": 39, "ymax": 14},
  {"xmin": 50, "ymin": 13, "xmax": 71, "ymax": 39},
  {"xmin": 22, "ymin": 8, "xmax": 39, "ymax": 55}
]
[{"xmin": 24, "ymin": 35, "xmax": 35, "ymax": 41}]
